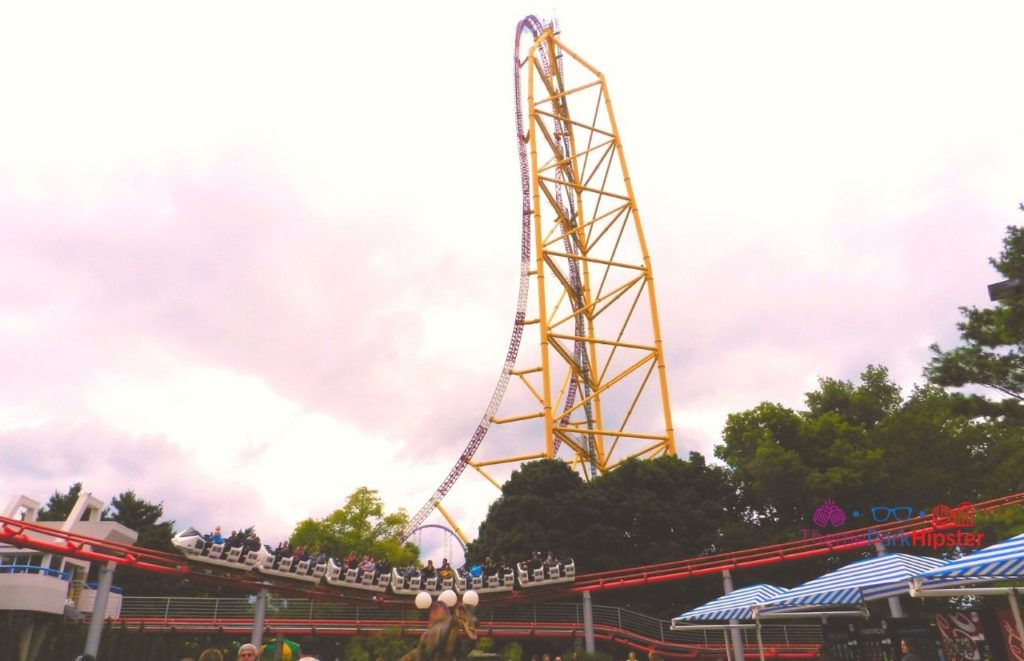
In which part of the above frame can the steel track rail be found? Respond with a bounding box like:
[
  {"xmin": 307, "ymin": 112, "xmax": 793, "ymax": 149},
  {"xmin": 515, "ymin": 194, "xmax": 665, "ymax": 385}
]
[
  {"xmin": 402, "ymin": 15, "xmax": 594, "ymax": 538},
  {"xmin": 5, "ymin": 492, "xmax": 1018, "ymax": 605}
]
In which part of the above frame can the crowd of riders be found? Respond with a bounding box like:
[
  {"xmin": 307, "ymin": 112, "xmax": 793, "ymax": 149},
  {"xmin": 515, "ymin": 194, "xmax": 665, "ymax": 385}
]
[{"xmin": 201, "ymin": 526, "xmax": 568, "ymax": 583}]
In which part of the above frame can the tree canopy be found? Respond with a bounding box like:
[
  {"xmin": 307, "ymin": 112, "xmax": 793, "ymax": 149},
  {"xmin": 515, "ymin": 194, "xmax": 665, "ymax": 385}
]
[
  {"xmin": 714, "ymin": 366, "xmax": 1000, "ymax": 539},
  {"xmin": 289, "ymin": 487, "xmax": 419, "ymax": 565},
  {"xmin": 38, "ymin": 482, "xmax": 90, "ymax": 521},
  {"xmin": 927, "ymin": 225, "xmax": 1024, "ymax": 419},
  {"xmin": 106, "ymin": 490, "xmax": 183, "ymax": 595},
  {"xmin": 467, "ymin": 454, "xmax": 744, "ymax": 616},
  {"xmin": 468, "ymin": 455, "xmax": 741, "ymax": 571}
]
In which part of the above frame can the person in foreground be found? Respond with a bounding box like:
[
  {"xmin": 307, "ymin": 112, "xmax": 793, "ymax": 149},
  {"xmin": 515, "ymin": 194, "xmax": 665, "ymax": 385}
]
[
  {"xmin": 900, "ymin": 639, "xmax": 923, "ymax": 661},
  {"xmin": 299, "ymin": 635, "xmax": 320, "ymax": 660}
]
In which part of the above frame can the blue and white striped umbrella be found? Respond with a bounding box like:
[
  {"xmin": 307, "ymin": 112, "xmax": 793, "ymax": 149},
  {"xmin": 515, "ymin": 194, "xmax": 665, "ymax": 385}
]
[
  {"xmin": 915, "ymin": 533, "xmax": 1024, "ymax": 585},
  {"xmin": 758, "ymin": 554, "xmax": 946, "ymax": 612},
  {"xmin": 672, "ymin": 584, "xmax": 789, "ymax": 624}
]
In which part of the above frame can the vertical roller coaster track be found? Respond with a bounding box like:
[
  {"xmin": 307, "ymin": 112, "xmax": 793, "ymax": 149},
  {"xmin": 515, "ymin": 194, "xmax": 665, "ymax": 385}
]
[{"xmin": 404, "ymin": 16, "xmax": 677, "ymax": 541}]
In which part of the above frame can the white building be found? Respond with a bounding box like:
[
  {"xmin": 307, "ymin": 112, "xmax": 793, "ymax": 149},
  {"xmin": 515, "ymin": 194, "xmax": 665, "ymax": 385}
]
[{"xmin": 1, "ymin": 491, "xmax": 138, "ymax": 618}]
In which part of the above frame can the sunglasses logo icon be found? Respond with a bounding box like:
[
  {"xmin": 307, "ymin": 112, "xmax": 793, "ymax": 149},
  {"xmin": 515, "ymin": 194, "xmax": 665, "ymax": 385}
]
[{"xmin": 871, "ymin": 506, "xmax": 914, "ymax": 522}]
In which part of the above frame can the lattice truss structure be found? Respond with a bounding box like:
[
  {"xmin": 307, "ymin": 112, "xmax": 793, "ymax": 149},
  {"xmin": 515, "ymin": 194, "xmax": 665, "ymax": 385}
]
[
  {"xmin": 516, "ymin": 28, "xmax": 676, "ymax": 475},
  {"xmin": 404, "ymin": 19, "xmax": 675, "ymax": 541}
]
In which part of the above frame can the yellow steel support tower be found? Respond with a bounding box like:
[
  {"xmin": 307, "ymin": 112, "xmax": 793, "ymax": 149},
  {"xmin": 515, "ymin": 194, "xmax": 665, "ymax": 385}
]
[
  {"xmin": 403, "ymin": 20, "xmax": 675, "ymax": 541},
  {"xmin": 513, "ymin": 27, "xmax": 675, "ymax": 474}
]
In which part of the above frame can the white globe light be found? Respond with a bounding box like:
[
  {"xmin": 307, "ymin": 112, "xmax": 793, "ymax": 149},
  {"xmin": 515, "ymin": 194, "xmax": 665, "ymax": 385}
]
[
  {"xmin": 415, "ymin": 592, "xmax": 432, "ymax": 610},
  {"xmin": 462, "ymin": 590, "xmax": 480, "ymax": 607},
  {"xmin": 439, "ymin": 590, "xmax": 458, "ymax": 607}
]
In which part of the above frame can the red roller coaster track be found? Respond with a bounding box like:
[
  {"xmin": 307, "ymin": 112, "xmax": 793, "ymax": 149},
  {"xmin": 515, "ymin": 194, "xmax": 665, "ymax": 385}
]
[{"xmin": 2, "ymin": 491, "xmax": 1021, "ymax": 604}]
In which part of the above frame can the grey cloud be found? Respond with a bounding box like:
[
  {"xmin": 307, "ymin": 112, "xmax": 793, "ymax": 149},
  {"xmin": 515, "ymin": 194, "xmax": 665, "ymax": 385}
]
[{"xmin": 0, "ymin": 421, "xmax": 258, "ymax": 534}]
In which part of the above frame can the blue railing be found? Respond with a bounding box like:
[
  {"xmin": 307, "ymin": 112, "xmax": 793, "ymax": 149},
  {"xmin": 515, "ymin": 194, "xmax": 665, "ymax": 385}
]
[{"xmin": 0, "ymin": 565, "xmax": 69, "ymax": 580}]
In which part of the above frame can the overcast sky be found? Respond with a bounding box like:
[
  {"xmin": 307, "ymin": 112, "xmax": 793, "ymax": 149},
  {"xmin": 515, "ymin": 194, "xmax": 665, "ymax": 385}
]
[{"xmin": 2, "ymin": 1, "xmax": 1022, "ymax": 562}]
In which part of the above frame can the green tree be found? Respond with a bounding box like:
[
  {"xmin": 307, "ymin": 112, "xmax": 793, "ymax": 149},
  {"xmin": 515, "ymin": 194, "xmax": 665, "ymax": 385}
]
[
  {"xmin": 498, "ymin": 641, "xmax": 523, "ymax": 661},
  {"xmin": 108, "ymin": 491, "xmax": 175, "ymax": 552},
  {"xmin": 924, "ymin": 224, "xmax": 1024, "ymax": 495},
  {"xmin": 926, "ymin": 225, "xmax": 1024, "ymax": 419},
  {"xmin": 37, "ymin": 482, "xmax": 86, "ymax": 521},
  {"xmin": 290, "ymin": 487, "xmax": 419, "ymax": 565},
  {"xmin": 709, "ymin": 366, "xmax": 1024, "ymax": 594},
  {"xmin": 713, "ymin": 363, "xmax": 1024, "ymax": 552},
  {"xmin": 366, "ymin": 626, "xmax": 416, "ymax": 660},
  {"xmin": 105, "ymin": 490, "xmax": 183, "ymax": 596},
  {"xmin": 343, "ymin": 635, "xmax": 371, "ymax": 661},
  {"xmin": 586, "ymin": 454, "xmax": 744, "ymax": 568},
  {"xmin": 715, "ymin": 366, "xmax": 993, "ymax": 536},
  {"xmin": 468, "ymin": 460, "xmax": 586, "ymax": 565},
  {"xmin": 468, "ymin": 455, "xmax": 743, "ymax": 616}
]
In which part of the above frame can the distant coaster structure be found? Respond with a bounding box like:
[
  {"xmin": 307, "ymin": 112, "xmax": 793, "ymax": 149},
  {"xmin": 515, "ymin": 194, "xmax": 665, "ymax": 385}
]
[{"xmin": 403, "ymin": 16, "xmax": 677, "ymax": 542}]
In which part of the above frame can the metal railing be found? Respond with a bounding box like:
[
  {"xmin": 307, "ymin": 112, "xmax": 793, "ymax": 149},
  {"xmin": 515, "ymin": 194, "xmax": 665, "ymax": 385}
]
[
  {"xmin": 118, "ymin": 597, "xmax": 821, "ymax": 648},
  {"xmin": 0, "ymin": 564, "xmax": 69, "ymax": 580}
]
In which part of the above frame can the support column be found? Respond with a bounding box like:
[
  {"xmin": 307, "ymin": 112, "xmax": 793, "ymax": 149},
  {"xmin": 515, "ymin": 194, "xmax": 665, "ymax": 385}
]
[
  {"xmin": 273, "ymin": 633, "xmax": 285, "ymax": 661},
  {"xmin": 1008, "ymin": 589, "xmax": 1024, "ymax": 643},
  {"xmin": 582, "ymin": 591, "xmax": 595, "ymax": 653},
  {"xmin": 252, "ymin": 588, "xmax": 269, "ymax": 648},
  {"xmin": 723, "ymin": 569, "xmax": 745, "ymax": 661},
  {"xmin": 27, "ymin": 618, "xmax": 51, "ymax": 661},
  {"xmin": 17, "ymin": 619, "xmax": 33, "ymax": 661},
  {"xmin": 874, "ymin": 542, "xmax": 905, "ymax": 617},
  {"xmin": 755, "ymin": 618, "xmax": 766, "ymax": 661},
  {"xmin": 83, "ymin": 561, "xmax": 116, "ymax": 658}
]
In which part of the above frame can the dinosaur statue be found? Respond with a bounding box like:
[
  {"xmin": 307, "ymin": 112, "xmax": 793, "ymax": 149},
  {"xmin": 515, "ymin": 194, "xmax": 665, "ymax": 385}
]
[{"xmin": 402, "ymin": 601, "xmax": 478, "ymax": 661}]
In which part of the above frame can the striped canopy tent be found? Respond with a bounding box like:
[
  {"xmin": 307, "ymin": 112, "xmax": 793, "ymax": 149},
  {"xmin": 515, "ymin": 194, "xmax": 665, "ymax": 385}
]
[
  {"xmin": 758, "ymin": 554, "xmax": 947, "ymax": 613},
  {"xmin": 914, "ymin": 532, "xmax": 1024, "ymax": 585},
  {"xmin": 671, "ymin": 584, "xmax": 789, "ymax": 627},
  {"xmin": 907, "ymin": 533, "xmax": 1024, "ymax": 643}
]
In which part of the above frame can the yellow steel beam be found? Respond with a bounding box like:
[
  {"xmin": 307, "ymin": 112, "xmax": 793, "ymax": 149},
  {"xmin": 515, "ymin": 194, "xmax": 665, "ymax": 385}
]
[
  {"xmin": 538, "ymin": 138, "xmax": 615, "ymax": 175},
  {"xmin": 549, "ymin": 274, "xmax": 642, "ymax": 329},
  {"xmin": 548, "ymin": 332, "xmax": 656, "ymax": 352},
  {"xmin": 543, "ymin": 250, "xmax": 646, "ymax": 271},
  {"xmin": 581, "ymin": 141, "xmax": 617, "ymax": 189},
  {"xmin": 605, "ymin": 359, "xmax": 657, "ymax": 460},
  {"xmin": 468, "ymin": 464, "xmax": 503, "ymax": 490},
  {"xmin": 537, "ymin": 175, "xmax": 631, "ymax": 201},
  {"xmin": 553, "ymin": 427, "xmax": 669, "ymax": 441},
  {"xmin": 603, "ymin": 442, "xmax": 669, "ymax": 471},
  {"xmin": 556, "ymin": 353, "xmax": 657, "ymax": 421},
  {"xmin": 548, "ymin": 336, "xmax": 596, "ymax": 391},
  {"xmin": 596, "ymin": 279, "xmax": 647, "ymax": 384},
  {"xmin": 517, "ymin": 374, "xmax": 544, "ymax": 406},
  {"xmin": 491, "ymin": 411, "xmax": 545, "ymax": 424},
  {"xmin": 528, "ymin": 35, "xmax": 555, "ymax": 460},
  {"xmin": 473, "ymin": 452, "xmax": 548, "ymax": 468},
  {"xmin": 434, "ymin": 502, "xmax": 470, "ymax": 545},
  {"xmin": 544, "ymin": 201, "xmax": 627, "ymax": 248},
  {"xmin": 535, "ymin": 78, "xmax": 602, "ymax": 104},
  {"xmin": 534, "ymin": 108, "xmax": 616, "ymax": 138},
  {"xmin": 596, "ymin": 74, "xmax": 676, "ymax": 455}
]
